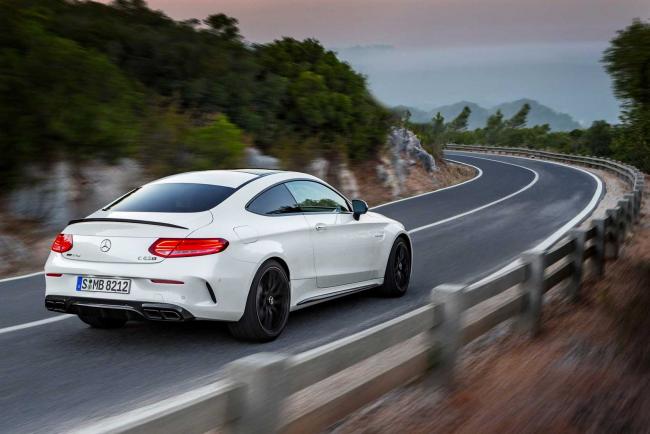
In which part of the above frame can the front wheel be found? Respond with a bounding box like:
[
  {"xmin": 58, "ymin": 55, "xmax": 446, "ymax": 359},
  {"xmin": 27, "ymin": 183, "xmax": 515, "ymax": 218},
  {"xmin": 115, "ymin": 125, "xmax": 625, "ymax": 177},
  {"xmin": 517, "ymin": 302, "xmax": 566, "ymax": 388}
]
[
  {"xmin": 377, "ymin": 237, "xmax": 411, "ymax": 297},
  {"xmin": 228, "ymin": 260, "xmax": 291, "ymax": 342}
]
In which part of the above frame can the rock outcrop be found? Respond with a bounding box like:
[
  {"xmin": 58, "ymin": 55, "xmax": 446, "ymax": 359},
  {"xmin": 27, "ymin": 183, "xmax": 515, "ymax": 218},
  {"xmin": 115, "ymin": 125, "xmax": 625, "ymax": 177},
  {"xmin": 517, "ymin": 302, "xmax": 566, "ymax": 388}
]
[
  {"xmin": 8, "ymin": 159, "xmax": 144, "ymax": 228},
  {"xmin": 245, "ymin": 147, "xmax": 280, "ymax": 169},
  {"xmin": 376, "ymin": 127, "xmax": 437, "ymax": 196}
]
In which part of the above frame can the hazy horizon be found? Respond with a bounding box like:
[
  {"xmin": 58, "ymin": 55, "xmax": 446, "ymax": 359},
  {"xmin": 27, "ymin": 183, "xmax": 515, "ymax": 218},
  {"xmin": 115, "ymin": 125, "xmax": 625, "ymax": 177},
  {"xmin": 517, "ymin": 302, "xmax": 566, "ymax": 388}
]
[
  {"xmin": 109, "ymin": 0, "xmax": 650, "ymax": 124},
  {"xmin": 336, "ymin": 41, "xmax": 619, "ymax": 125}
]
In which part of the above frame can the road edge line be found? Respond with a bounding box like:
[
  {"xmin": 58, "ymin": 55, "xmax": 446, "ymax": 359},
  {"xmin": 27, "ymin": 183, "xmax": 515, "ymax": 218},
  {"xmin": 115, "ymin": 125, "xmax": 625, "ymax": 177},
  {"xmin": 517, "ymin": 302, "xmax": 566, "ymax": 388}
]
[
  {"xmin": 408, "ymin": 155, "xmax": 540, "ymax": 234},
  {"xmin": 0, "ymin": 315, "xmax": 73, "ymax": 336},
  {"xmin": 371, "ymin": 158, "xmax": 483, "ymax": 210}
]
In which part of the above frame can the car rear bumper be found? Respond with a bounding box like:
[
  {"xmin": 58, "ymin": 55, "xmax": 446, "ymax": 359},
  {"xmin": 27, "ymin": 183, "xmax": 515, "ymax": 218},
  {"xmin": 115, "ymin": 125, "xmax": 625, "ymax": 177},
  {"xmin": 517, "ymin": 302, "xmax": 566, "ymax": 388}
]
[
  {"xmin": 45, "ymin": 295, "xmax": 195, "ymax": 322},
  {"xmin": 44, "ymin": 251, "xmax": 258, "ymax": 321}
]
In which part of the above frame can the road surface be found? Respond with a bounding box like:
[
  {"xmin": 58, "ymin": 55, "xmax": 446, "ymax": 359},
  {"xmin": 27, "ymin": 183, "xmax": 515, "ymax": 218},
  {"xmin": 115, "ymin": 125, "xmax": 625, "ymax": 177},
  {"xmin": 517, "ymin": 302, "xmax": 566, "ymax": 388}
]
[{"xmin": 0, "ymin": 152, "xmax": 601, "ymax": 433}]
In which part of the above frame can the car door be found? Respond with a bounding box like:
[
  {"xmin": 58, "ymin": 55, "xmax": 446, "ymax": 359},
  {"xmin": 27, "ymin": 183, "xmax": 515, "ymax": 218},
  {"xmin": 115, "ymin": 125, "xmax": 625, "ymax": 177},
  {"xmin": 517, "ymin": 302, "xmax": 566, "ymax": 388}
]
[
  {"xmin": 245, "ymin": 183, "xmax": 315, "ymax": 286},
  {"xmin": 285, "ymin": 180, "xmax": 376, "ymax": 288}
]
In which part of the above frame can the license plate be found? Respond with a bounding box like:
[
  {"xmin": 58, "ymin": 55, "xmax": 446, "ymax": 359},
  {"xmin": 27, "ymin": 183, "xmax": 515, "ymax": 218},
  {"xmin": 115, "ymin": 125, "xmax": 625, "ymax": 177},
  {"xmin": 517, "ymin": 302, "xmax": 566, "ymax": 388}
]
[{"xmin": 76, "ymin": 276, "xmax": 131, "ymax": 294}]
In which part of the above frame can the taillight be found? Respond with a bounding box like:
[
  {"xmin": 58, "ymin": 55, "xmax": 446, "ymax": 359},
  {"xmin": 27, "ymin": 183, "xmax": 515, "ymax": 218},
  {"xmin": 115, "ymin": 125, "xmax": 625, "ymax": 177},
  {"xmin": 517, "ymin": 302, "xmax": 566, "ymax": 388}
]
[
  {"xmin": 148, "ymin": 238, "xmax": 229, "ymax": 258},
  {"xmin": 51, "ymin": 234, "xmax": 73, "ymax": 253}
]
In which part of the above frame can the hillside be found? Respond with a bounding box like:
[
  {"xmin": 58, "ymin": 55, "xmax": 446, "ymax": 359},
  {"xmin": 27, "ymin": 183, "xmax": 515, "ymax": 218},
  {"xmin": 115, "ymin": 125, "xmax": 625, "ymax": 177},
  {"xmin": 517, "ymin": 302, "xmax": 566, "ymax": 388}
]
[
  {"xmin": 407, "ymin": 99, "xmax": 582, "ymax": 131},
  {"xmin": 0, "ymin": 0, "xmax": 390, "ymax": 190}
]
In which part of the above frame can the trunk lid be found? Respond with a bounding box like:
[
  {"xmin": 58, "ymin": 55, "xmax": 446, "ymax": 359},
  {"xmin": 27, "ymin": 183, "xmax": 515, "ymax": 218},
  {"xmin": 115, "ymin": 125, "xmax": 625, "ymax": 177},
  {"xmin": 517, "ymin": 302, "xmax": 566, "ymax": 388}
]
[{"xmin": 60, "ymin": 210, "xmax": 213, "ymax": 264}]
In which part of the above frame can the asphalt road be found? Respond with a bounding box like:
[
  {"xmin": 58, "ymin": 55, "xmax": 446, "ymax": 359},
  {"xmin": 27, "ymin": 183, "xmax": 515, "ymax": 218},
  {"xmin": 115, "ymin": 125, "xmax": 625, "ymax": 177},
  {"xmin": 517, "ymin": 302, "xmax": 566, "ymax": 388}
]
[{"xmin": 0, "ymin": 152, "xmax": 601, "ymax": 433}]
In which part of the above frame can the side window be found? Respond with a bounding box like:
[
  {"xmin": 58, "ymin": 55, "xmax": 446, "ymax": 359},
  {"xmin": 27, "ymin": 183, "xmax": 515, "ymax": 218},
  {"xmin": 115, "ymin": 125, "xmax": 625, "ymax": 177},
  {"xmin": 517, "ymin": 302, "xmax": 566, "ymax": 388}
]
[
  {"xmin": 285, "ymin": 180, "xmax": 350, "ymax": 213},
  {"xmin": 247, "ymin": 184, "xmax": 300, "ymax": 215}
]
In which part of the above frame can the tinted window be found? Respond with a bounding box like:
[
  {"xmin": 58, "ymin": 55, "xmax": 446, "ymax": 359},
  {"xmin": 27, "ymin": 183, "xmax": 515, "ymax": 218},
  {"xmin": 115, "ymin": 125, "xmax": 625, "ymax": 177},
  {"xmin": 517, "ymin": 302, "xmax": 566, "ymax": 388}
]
[
  {"xmin": 285, "ymin": 181, "xmax": 350, "ymax": 213},
  {"xmin": 108, "ymin": 183, "xmax": 235, "ymax": 213},
  {"xmin": 247, "ymin": 184, "xmax": 300, "ymax": 215}
]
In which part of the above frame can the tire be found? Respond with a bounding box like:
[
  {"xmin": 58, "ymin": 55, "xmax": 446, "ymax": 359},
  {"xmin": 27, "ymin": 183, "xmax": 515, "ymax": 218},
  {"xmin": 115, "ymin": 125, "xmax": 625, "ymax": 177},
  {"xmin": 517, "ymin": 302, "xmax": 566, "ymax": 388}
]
[
  {"xmin": 377, "ymin": 237, "xmax": 411, "ymax": 297},
  {"xmin": 78, "ymin": 313, "xmax": 127, "ymax": 329},
  {"xmin": 228, "ymin": 259, "xmax": 291, "ymax": 342}
]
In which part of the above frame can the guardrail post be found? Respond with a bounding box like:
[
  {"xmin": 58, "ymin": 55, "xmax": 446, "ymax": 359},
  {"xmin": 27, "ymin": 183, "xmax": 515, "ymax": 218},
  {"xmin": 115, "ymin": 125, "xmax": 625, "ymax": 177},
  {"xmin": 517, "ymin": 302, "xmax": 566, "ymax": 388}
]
[
  {"xmin": 431, "ymin": 284, "xmax": 465, "ymax": 385},
  {"xmin": 567, "ymin": 229, "xmax": 586, "ymax": 302},
  {"xmin": 519, "ymin": 251, "xmax": 545, "ymax": 336},
  {"xmin": 618, "ymin": 199, "xmax": 631, "ymax": 236},
  {"xmin": 605, "ymin": 209, "xmax": 620, "ymax": 259},
  {"xmin": 226, "ymin": 353, "xmax": 289, "ymax": 434},
  {"xmin": 624, "ymin": 193, "xmax": 636, "ymax": 226},
  {"xmin": 593, "ymin": 218, "xmax": 606, "ymax": 277}
]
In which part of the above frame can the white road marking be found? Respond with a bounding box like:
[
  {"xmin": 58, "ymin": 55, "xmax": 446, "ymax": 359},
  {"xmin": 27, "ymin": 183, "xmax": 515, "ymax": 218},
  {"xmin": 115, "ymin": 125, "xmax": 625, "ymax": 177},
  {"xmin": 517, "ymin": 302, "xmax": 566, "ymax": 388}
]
[
  {"xmin": 408, "ymin": 155, "xmax": 540, "ymax": 234},
  {"xmin": 461, "ymin": 152, "xmax": 604, "ymax": 287},
  {"xmin": 372, "ymin": 158, "xmax": 483, "ymax": 210},
  {"xmin": 0, "ymin": 315, "xmax": 73, "ymax": 336},
  {"xmin": 0, "ymin": 271, "xmax": 44, "ymax": 283}
]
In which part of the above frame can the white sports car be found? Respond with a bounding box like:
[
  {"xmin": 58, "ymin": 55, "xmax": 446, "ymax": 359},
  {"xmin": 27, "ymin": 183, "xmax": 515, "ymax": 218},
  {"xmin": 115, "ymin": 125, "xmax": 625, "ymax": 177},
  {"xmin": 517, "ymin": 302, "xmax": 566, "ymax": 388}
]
[{"xmin": 44, "ymin": 169, "xmax": 412, "ymax": 341}]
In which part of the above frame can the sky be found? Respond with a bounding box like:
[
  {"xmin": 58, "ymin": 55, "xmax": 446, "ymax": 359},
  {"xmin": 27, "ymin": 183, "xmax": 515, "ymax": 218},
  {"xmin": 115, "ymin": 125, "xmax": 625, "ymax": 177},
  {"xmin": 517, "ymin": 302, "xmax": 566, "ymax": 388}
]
[{"xmin": 137, "ymin": 0, "xmax": 650, "ymax": 124}]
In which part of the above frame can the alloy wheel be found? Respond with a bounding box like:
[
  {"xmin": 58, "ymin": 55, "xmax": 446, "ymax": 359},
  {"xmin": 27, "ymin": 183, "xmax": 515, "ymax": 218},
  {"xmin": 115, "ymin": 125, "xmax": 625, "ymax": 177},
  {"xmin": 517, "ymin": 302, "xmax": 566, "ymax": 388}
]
[
  {"xmin": 393, "ymin": 243, "xmax": 410, "ymax": 291},
  {"xmin": 255, "ymin": 267, "xmax": 289, "ymax": 333}
]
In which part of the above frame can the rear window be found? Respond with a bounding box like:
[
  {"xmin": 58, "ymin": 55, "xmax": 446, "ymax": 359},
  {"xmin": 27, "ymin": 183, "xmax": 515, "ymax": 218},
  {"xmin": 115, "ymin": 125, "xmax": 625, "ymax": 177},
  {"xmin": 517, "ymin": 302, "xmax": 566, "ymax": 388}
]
[{"xmin": 107, "ymin": 183, "xmax": 235, "ymax": 213}]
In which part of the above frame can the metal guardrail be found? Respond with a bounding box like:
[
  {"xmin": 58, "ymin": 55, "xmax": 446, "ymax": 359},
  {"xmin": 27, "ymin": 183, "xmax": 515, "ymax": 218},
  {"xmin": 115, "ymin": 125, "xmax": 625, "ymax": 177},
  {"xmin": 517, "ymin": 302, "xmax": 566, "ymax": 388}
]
[{"xmin": 81, "ymin": 146, "xmax": 645, "ymax": 434}]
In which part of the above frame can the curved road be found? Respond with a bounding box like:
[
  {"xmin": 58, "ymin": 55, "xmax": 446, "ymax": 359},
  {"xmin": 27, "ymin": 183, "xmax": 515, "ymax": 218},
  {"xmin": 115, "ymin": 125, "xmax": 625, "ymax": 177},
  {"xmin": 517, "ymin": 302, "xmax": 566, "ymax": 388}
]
[{"xmin": 0, "ymin": 152, "xmax": 602, "ymax": 433}]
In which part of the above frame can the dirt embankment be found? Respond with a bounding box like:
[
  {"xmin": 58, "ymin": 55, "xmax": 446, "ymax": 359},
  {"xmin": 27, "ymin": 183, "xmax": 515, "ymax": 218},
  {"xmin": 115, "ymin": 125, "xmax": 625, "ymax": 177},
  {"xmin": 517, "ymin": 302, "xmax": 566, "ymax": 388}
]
[
  {"xmin": 354, "ymin": 159, "xmax": 475, "ymax": 207},
  {"xmin": 331, "ymin": 178, "xmax": 650, "ymax": 434}
]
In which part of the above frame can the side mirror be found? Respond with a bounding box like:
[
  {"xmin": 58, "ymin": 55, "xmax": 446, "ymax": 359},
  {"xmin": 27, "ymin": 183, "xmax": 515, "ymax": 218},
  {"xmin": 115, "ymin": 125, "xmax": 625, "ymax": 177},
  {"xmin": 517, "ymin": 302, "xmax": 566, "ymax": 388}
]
[{"xmin": 352, "ymin": 199, "xmax": 368, "ymax": 220}]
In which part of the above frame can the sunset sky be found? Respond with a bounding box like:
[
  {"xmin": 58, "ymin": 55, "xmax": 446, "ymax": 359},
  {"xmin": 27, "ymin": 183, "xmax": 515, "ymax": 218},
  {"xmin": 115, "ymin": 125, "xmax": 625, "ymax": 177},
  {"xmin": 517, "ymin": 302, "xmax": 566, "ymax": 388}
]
[
  {"xmin": 141, "ymin": 0, "xmax": 648, "ymax": 47},
  {"xmin": 133, "ymin": 0, "xmax": 650, "ymax": 123}
]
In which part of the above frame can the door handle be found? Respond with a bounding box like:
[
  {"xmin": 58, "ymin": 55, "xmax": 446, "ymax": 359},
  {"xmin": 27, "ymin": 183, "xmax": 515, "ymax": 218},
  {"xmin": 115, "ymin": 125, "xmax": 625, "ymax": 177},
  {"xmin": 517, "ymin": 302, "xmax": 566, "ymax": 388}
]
[{"xmin": 314, "ymin": 223, "xmax": 327, "ymax": 231}]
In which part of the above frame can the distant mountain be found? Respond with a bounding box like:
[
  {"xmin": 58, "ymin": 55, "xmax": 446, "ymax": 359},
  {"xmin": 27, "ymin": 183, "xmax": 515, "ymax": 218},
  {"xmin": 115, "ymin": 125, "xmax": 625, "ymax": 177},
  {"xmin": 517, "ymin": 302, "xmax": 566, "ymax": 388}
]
[
  {"xmin": 493, "ymin": 99, "xmax": 581, "ymax": 131},
  {"xmin": 405, "ymin": 99, "xmax": 582, "ymax": 131}
]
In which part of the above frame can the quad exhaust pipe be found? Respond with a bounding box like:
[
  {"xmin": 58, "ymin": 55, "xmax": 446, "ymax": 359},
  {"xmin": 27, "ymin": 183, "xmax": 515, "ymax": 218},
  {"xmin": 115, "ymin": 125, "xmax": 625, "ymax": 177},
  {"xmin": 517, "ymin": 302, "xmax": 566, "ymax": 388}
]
[
  {"xmin": 45, "ymin": 299, "xmax": 67, "ymax": 312},
  {"xmin": 45, "ymin": 296, "xmax": 190, "ymax": 322},
  {"xmin": 142, "ymin": 308, "xmax": 183, "ymax": 321}
]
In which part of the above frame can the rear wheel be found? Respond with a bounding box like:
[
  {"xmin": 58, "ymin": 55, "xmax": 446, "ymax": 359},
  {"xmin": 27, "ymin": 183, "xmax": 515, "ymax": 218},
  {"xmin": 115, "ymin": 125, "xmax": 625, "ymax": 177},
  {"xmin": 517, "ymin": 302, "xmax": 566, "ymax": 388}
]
[
  {"xmin": 228, "ymin": 260, "xmax": 291, "ymax": 342},
  {"xmin": 78, "ymin": 313, "xmax": 127, "ymax": 329},
  {"xmin": 377, "ymin": 237, "xmax": 411, "ymax": 297}
]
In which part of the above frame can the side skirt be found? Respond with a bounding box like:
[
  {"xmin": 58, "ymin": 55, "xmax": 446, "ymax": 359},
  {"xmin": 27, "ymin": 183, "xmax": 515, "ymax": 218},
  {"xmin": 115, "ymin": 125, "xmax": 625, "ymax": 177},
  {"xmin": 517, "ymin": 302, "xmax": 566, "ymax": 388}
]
[{"xmin": 292, "ymin": 282, "xmax": 382, "ymax": 310}]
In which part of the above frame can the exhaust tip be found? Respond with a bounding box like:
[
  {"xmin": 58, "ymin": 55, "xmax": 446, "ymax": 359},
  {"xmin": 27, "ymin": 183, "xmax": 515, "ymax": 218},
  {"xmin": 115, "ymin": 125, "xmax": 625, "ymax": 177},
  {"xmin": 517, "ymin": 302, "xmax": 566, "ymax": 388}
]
[
  {"xmin": 143, "ymin": 308, "xmax": 163, "ymax": 320},
  {"xmin": 143, "ymin": 307, "xmax": 182, "ymax": 321},
  {"xmin": 160, "ymin": 310, "xmax": 182, "ymax": 321},
  {"xmin": 45, "ymin": 299, "xmax": 67, "ymax": 312}
]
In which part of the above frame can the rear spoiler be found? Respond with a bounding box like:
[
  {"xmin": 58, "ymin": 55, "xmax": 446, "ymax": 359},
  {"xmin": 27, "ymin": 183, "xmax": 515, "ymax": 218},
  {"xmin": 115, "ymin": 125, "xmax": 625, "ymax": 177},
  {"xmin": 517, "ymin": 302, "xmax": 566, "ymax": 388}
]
[{"xmin": 67, "ymin": 218, "xmax": 188, "ymax": 230}]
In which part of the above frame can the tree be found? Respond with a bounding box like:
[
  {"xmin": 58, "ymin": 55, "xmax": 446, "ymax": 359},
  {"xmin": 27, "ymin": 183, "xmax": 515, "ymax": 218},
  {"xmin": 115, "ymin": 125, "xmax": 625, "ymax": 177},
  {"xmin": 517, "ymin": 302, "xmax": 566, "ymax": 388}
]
[
  {"xmin": 603, "ymin": 19, "xmax": 650, "ymax": 110},
  {"xmin": 484, "ymin": 110, "xmax": 504, "ymax": 145},
  {"xmin": 431, "ymin": 112, "xmax": 446, "ymax": 137},
  {"xmin": 255, "ymin": 37, "xmax": 389, "ymax": 160},
  {"xmin": 602, "ymin": 19, "xmax": 650, "ymax": 172},
  {"xmin": 204, "ymin": 14, "xmax": 241, "ymax": 41},
  {"xmin": 447, "ymin": 106, "xmax": 471, "ymax": 132},
  {"xmin": 582, "ymin": 121, "xmax": 613, "ymax": 156},
  {"xmin": 0, "ymin": 0, "xmax": 391, "ymax": 190},
  {"xmin": 506, "ymin": 103, "xmax": 530, "ymax": 129},
  {"xmin": 184, "ymin": 115, "xmax": 245, "ymax": 170},
  {"xmin": 0, "ymin": 2, "xmax": 141, "ymax": 187}
]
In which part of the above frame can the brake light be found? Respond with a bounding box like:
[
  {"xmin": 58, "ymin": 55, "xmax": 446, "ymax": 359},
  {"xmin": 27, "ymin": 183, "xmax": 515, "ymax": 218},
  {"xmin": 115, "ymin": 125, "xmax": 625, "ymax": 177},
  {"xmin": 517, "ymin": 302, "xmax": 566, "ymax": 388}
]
[
  {"xmin": 148, "ymin": 238, "xmax": 229, "ymax": 258},
  {"xmin": 51, "ymin": 234, "xmax": 73, "ymax": 253}
]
